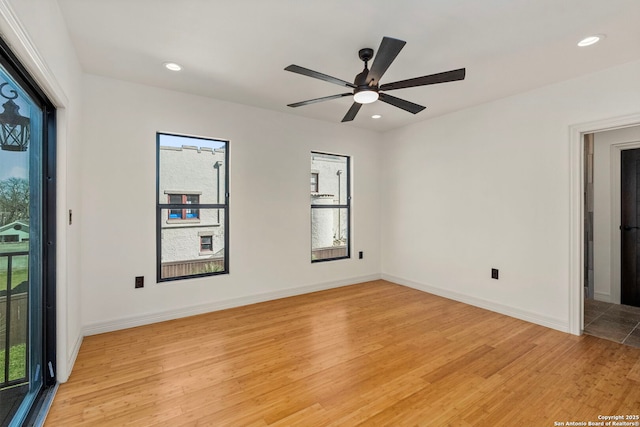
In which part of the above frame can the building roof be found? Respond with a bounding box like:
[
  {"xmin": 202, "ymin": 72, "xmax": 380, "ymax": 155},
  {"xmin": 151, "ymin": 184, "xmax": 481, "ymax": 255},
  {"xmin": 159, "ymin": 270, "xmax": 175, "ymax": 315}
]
[{"xmin": 0, "ymin": 220, "xmax": 30, "ymax": 235}]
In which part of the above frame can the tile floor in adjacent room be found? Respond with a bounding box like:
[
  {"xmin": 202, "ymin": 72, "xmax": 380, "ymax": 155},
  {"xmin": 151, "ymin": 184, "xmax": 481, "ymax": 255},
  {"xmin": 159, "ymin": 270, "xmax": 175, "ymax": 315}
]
[{"xmin": 584, "ymin": 298, "xmax": 640, "ymax": 348}]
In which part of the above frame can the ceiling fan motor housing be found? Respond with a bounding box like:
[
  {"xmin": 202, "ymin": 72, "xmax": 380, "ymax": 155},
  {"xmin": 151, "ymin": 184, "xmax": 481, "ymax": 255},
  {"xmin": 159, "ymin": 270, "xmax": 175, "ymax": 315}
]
[
  {"xmin": 355, "ymin": 47, "xmax": 378, "ymax": 98},
  {"xmin": 354, "ymin": 69, "xmax": 374, "ymax": 87}
]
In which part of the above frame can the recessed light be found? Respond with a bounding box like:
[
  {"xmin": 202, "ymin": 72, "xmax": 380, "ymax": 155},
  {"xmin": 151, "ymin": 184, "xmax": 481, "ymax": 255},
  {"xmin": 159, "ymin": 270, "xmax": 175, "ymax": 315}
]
[
  {"xmin": 163, "ymin": 62, "xmax": 182, "ymax": 71},
  {"xmin": 577, "ymin": 35, "xmax": 604, "ymax": 47},
  {"xmin": 371, "ymin": 114, "xmax": 382, "ymax": 119}
]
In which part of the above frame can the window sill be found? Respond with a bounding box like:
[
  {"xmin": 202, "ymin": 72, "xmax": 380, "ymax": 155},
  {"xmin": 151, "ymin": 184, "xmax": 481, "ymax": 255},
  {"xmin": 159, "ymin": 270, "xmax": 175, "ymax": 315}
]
[{"xmin": 166, "ymin": 219, "xmax": 201, "ymax": 225}]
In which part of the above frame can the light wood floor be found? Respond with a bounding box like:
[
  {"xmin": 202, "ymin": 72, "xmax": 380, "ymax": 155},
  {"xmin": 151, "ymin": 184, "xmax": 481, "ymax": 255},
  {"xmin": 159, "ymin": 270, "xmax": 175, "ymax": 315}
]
[{"xmin": 46, "ymin": 280, "xmax": 640, "ymax": 426}]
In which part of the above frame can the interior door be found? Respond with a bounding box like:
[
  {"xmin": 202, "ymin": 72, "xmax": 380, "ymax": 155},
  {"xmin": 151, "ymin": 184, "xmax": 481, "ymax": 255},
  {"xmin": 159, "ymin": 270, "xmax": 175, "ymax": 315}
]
[{"xmin": 620, "ymin": 148, "xmax": 640, "ymax": 307}]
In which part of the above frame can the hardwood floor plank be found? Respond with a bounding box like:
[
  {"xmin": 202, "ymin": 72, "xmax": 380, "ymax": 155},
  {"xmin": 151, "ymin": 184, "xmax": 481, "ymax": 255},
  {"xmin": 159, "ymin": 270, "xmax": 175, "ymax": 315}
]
[
  {"xmin": 628, "ymin": 356, "xmax": 640, "ymax": 381},
  {"xmin": 46, "ymin": 280, "xmax": 640, "ymax": 426}
]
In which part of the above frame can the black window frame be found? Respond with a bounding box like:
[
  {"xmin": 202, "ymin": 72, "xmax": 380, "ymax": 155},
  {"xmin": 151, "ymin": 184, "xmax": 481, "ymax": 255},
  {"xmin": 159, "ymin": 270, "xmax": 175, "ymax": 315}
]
[
  {"xmin": 310, "ymin": 151, "xmax": 350, "ymax": 263},
  {"xmin": 156, "ymin": 132, "xmax": 229, "ymax": 282}
]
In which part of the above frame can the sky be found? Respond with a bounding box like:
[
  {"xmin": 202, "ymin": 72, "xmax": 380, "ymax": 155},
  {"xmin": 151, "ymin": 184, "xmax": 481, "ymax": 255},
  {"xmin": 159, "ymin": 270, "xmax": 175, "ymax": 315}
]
[
  {"xmin": 0, "ymin": 151, "xmax": 28, "ymax": 181},
  {"xmin": 158, "ymin": 133, "xmax": 226, "ymax": 151}
]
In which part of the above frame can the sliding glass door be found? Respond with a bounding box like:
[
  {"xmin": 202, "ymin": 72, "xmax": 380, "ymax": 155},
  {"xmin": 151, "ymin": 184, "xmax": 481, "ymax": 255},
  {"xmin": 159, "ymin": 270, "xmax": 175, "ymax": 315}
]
[{"xmin": 0, "ymin": 39, "xmax": 56, "ymax": 426}]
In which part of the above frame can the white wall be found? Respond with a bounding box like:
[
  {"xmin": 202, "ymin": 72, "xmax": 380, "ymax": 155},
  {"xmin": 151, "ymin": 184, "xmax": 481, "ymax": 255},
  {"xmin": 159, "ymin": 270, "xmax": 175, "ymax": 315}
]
[
  {"xmin": 381, "ymin": 59, "xmax": 640, "ymax": 332},
  {"xmin": 593, "ymin": 126, "xmax": 640, "ymax": 303},
  {"xmin": 7, "ymin": 0, "xmax": 640, "ymax": 384},
  {"xmin": 2, "ymin": 0, "xmax": 84, "ymax": 382},
  {"xmin": 80, "ymin": 74, "xmax": 382, "ymax": 333}
]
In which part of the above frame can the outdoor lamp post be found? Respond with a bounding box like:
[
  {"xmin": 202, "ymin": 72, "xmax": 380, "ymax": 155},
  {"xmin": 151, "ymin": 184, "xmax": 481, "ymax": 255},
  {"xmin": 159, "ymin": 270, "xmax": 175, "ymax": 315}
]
[{"xmin": 0, "ymin": 82, "xmax": 30, "ymax": 152}]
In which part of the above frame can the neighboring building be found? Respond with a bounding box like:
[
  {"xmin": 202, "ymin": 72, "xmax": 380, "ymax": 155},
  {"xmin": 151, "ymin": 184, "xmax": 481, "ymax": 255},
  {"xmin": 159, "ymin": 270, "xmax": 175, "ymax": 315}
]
[
  {"xmin": 310, "ymin": 153, "xmax": 348, "ymax": 258},
  {"xmin": 0, "ymin": 220, "xmax": 29, "ymax": 243},
  {"xmin": 0, "ymin": 221, "xmax": 29, "ymax": 273},
  {"xmin": 159, "ymin": 145, "xmax": 226, "ymax": 267}
]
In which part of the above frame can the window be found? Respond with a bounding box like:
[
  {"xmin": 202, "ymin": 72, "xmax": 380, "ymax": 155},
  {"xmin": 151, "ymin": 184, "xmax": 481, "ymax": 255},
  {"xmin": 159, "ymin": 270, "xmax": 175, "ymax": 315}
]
[
  {"xmin": 157, "ymin": 133, "xmax": 229, "ymax": 281},
  {"xmin": 167, "ymin": 194, "xmax": 199, "ymax": 219},
  {"xmin": 200, "ymin": 235, "xmax": 213, "ymax": 252},
  {"xmin": 310, "ymin": 152, "xmax": 350, "ymax": 262}
]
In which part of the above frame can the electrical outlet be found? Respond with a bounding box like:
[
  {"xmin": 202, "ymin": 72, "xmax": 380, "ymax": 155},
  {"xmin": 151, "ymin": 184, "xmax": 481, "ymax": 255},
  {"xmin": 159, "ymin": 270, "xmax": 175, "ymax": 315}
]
[
  {"xmin": 491, "ymin": 268, "xmax": 499, "ymax": 280},
  {"xmin": 135, "ymin": 276, "xmax": 144, "ymax": 288},
  {"xmin": 359, "ymin": 251, "xmax": 363, "ymax": 259}
]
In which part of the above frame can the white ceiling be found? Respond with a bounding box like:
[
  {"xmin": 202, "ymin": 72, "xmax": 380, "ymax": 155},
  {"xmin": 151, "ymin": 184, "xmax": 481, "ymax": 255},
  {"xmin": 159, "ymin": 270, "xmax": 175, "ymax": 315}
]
[{"xmin": 56, "ymin": 0, "xmax": 640, "ymax": 132}]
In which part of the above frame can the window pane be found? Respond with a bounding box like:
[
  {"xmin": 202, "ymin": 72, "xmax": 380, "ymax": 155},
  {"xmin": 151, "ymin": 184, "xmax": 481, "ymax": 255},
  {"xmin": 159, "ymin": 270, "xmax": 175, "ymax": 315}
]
[
  {"xmin": 158, "ymin": 134, "xmax": 226, "ymax": 205},
  {"xmin": 185, "ymin": 208, "xmax": 199, "ymax": 219},
  {"xmin": 311, "ymin": 208, "xmax": 348, "ymax": 260},
  {"xmin": 200, "ymin": 236, "xmax": 213, "ymax": 251},
  {"xmin": 310, "ymin": 153, "xmax": 348, "ymax": 205},
  {"xmin": 0, "ymin": 56, "xmax": 51, "ymax": 425},
  {"xmin": 160, "ymin": 208, "xmax": 225, "ymax": 279}
]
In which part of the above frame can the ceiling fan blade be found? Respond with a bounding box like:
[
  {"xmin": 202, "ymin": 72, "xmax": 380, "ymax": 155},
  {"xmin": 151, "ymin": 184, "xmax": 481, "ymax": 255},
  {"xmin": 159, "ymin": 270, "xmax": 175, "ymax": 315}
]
[
  {"xmin": 287, "ymin": 93, "xmax": 352, "ymax": 108},
  {"xmin": 380, "ymin": 68, "xmax": 466, "ymax": 91},
  {"xmin": 285, "ymin": 65, "xmax": 356, "ymax": 88},
  {"xmin": 379, "ymin": 93, "xmax": 426, "ymax": 114},
  {"xmin": 367, "ymin": 37, "xmax": 406, "ymax": 85},
  {"xmin": 341, "ymin": 102, "xmax": 362, "ymax": 122}
]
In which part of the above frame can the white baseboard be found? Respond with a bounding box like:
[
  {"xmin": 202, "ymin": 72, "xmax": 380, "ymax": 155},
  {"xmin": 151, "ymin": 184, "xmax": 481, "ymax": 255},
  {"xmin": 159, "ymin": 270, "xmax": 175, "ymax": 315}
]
[
  {"xmin": 82, "ymin": 274, "xmax": 382, "ymax": 336},
  {"xmin": 83, "ymin": 273, "xmax": 570, "ymax": 337},
  {"xmin": 62, "ymin": 333, "xmax": 83, "ymax": 383},
  {"xmin": 594, "ymin": 292, "xmax": 611, "ymax": 303},
  {"xmin": 382, "ymin": 274, "xmax": 569, "ymax": 333}
]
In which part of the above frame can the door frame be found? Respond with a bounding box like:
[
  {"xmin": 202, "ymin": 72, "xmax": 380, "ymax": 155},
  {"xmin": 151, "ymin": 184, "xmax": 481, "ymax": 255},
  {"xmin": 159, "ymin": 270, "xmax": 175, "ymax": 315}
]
[
  {"xmin": 611, "ymin": 141, "xmax": 640, "ymax": 305},
  {"xmin": 570, "ymin": 113, "xmax": 640, "ymax": 335},
  {"xmin": 0, "ymin": 1, "xmax": 77, "ymax": 383}
]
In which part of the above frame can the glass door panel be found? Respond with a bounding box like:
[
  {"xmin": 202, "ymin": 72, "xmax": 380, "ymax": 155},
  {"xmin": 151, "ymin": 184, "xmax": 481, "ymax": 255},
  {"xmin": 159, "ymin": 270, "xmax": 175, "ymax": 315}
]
[{"xmin": 0, "ymin": 57, "xmax": 44, "ymax": 426}]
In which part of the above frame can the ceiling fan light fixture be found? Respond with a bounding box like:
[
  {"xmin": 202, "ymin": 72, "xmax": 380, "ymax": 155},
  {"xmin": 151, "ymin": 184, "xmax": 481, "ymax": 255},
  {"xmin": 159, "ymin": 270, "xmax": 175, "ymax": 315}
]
[
  {"xmin": 371, "ymin": 114, "xmax": 382, "ymax": 119},
  {"xmin": 353, "ymin": 89, "xmax": 379, "ymax": 104}
]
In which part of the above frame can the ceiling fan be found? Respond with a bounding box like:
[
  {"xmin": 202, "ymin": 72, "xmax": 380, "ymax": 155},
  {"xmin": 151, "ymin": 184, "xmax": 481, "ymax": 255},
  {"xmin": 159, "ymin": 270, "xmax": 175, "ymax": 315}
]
[{"xmin": 285, "ymin": 36, "xmax": 466, "ymax": 122}]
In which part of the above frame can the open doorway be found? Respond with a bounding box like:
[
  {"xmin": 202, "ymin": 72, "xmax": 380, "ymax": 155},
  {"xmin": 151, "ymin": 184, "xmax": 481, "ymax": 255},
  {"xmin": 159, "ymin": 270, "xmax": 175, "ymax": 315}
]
[{"xmin": 583, "ymin": 125, "xmax": 640, "ymax": 347}]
